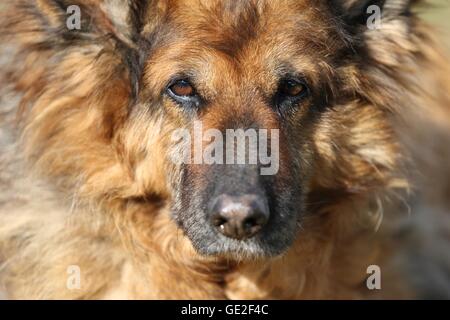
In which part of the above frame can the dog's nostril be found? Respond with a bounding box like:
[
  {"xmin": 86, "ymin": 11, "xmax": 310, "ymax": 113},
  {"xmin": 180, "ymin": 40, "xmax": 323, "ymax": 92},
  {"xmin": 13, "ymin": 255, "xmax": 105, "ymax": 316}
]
[
  {"xmin": 209, "ymin": 194, "xmax": 269, "ymax": 240},
  {"xmin": 212, "ymin": 216, "xmax": 227, "ymax": 228},
  {"xmin": 244, "ymin": 217, "xmax": 257, "ymax": 229},
  {"xmin": 243, "ymin": 216, "xmax": 262, "ymax": 230}
]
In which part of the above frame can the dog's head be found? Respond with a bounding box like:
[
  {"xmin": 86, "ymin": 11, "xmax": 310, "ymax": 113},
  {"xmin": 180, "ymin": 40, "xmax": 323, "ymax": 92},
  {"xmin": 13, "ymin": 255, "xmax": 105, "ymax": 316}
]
[{"xmin": 8, "ymin": 0, "xmax": 416, "ymax": 258}]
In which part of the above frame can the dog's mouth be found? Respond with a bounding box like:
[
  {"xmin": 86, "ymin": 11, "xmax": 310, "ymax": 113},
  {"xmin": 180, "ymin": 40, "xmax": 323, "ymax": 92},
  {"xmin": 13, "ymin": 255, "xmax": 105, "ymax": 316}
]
[
  {"xmin": 172, "ymin": 171, "xmax": 302, "ymax": 259},
  {"xmin": 173, "ymin": 203, "xmax": 300, "ymax": 259}
]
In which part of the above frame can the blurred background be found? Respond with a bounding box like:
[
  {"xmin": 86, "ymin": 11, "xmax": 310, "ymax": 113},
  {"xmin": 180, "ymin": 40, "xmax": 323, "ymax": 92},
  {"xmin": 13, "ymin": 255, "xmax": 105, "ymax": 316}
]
[{"xmin": 422, "ymin": 0, "xmax": 450, "ymax": 46}]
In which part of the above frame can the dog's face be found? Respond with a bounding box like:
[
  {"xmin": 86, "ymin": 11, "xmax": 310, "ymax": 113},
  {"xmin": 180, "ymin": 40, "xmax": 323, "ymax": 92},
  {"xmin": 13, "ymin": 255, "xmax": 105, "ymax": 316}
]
[
  {"xmin": 122, "ymin": 0, "xmax": 397, "ymax": 258},
  {"xmin": 149, "ymin": 2, "xmax": 327, "ymax": 257},
  {"xmin": 10, "ymin": 0, "xmax": 406, "ymax": 259}
]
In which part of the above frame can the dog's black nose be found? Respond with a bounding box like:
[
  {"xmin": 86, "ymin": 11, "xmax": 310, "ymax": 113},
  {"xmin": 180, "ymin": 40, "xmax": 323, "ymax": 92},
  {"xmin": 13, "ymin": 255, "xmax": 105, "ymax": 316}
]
[{"xmin": 209, "ymin": 194, "xmax": 269, "ymax": 240}]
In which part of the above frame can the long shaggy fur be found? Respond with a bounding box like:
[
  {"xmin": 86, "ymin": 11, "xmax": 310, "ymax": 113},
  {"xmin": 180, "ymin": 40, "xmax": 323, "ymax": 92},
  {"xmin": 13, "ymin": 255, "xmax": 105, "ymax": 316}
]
[{"xmin": 0, "ymin": 0, "xmax": 450, "ymax": 299}]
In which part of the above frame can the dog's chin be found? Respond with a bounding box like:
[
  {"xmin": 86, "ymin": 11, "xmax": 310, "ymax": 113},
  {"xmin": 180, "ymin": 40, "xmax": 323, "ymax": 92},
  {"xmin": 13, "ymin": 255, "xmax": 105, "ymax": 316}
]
[
  {"xmin": 191, "ymin": 238, "xmax": 289, "ymax": 260},
  {"xmin": 179, "ymin": 221, "xmax": 297, "ymax": 260}
]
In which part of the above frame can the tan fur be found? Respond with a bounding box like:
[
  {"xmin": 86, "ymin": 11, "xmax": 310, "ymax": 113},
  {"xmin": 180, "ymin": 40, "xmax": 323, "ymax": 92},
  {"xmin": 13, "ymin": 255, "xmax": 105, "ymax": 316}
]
[{"xmin": 0, "ymin": 0, "xmax": 449, "ymax": 299}]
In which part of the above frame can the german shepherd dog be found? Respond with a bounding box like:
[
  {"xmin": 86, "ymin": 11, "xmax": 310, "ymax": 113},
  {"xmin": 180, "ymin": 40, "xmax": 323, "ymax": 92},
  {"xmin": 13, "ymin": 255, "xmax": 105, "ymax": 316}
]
[{"xmin": 0, "ymin": 0, "xmax": 449, "ymax": 299}]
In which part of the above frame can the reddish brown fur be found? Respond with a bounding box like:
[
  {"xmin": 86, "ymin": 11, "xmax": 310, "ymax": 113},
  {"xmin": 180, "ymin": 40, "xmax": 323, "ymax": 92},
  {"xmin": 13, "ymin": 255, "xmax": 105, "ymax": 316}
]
[{"xmin": 0, "ymin": 0, "xmax": 450, "ymax": 299}]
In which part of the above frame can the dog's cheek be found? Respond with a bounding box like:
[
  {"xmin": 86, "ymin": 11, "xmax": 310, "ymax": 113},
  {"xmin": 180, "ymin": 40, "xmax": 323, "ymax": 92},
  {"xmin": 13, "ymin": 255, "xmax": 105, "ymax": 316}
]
[
  {"xmin": 114, "ymin": 108, "xmax": 183, "ymax": 199},
  {"xmin": 311, "ymin": 104, "xmax": 404, "ymax": 193},
  {"xmin": 16, "ymin": 49, "xmax": 134, "ymax": 199}
]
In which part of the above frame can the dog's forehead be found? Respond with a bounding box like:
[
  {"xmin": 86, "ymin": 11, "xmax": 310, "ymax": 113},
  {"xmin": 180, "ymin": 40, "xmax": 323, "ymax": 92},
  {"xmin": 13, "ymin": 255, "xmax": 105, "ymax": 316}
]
[
  {"xmin": 147, "ymin": 0, "xmax": 343, "ymax": 60},
  {"xmin": 163, "ymin": 0, "xmax": 333, "ymax": 34}
]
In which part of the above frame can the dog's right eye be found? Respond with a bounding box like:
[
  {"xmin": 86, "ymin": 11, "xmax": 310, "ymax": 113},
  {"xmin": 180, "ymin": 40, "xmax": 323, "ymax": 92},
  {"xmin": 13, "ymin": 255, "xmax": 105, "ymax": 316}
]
[
  {"xmin": 169, "ymin": 79, "xmax": 195, "ymax": 97},
  {"xmin": 167, "ymin": 79, "xmax": 201, "ymax": 108}
]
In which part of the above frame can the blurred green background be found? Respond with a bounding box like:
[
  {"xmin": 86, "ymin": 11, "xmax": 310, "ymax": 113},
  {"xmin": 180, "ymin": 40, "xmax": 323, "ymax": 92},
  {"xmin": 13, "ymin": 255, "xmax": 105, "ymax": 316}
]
[{"xmin": 422, "ymin": 0, "xmax": 450, "ymax": 46}]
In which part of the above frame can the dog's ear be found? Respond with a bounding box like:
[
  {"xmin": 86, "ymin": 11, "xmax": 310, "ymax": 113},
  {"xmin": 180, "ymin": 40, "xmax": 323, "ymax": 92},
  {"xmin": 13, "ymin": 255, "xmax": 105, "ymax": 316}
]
[
  {"xmin": 1, "ymin": 0, "xmax": 153, "ymax": 98},
  {"xmin": 328, "ymin": 0, "xmax": 425, "ymax": 110},
  {"xmin": 330, "ymin": 0, "xmax": 423, "ymax": 61},
  {"xmin": 332, "ymin": 0, "xmax": 418, "ymax": 27},
  {"xmin": 4, "ymin": 0, "xmax": 151, "ymax": 46}
]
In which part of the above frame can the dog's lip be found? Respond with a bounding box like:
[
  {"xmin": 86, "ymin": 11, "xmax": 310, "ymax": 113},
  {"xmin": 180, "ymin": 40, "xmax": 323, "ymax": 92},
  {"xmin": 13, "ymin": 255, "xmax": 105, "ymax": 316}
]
[
  {"xmin": 187, "ymin": 224, "xmax": 289, "ymax": 259},
  {"xmin": 192, "ymin": 239, "xmax": 288, "ymax": 259}
]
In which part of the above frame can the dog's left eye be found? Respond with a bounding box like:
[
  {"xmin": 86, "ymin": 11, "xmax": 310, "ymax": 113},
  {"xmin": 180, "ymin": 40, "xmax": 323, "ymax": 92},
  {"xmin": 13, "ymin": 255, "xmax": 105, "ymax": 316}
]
[
  {"xmin": 279, "ymin": 79, "xmax": 308, "ymax": 98},
  {"xmin": 273, "ymin": 78, "xmax": 310, "ymax": 112},
  {"xmin": 169, "ymin": 79, "xmax": 195, "ymax": 97}
]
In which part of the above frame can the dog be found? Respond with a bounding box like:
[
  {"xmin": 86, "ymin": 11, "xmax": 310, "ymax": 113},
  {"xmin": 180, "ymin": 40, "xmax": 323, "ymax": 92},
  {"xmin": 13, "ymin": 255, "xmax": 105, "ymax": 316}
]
[{"xmin": 0, "ymin": 0, "xmax": 449, "ymax": 299}]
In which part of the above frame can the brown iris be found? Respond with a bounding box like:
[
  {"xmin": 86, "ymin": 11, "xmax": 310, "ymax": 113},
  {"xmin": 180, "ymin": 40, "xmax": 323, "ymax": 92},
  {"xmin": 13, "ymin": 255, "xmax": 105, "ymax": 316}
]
[
  {"xmin": 169, "ymin": 79, "xmax": 195, "ymax": 97},
  {"xmin": 280, "ymin": 79, "xmax": 306, "ymax": 97}
]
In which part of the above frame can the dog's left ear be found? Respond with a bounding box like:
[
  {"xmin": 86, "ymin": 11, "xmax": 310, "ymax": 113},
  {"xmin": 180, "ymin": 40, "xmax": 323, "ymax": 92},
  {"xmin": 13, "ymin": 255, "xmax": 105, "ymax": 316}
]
[
  {"xmin": 329, "ymin": 0, "xmax": 424, "ymax": 108},
  {"xmin": 332, "ymin": 0, "xmax": 418, "ymax": 28},
  {"xmin": 330, "ymin": 0, "xmax": 423, "ymax": 65}
]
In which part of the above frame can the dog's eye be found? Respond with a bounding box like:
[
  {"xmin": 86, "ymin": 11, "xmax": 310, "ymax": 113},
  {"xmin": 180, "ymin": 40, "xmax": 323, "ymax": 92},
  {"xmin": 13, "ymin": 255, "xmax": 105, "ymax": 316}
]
[
  {"xmin": 169, "ymin": 79, "xmax": 195, "ymax": 97},
  {"xmin": 273, "ymin": 78, "xmax": 309, "ymax": 113},
  {"xmin": 167, "ymin": 79, "xmax": 201, "ymax": 108},
  {"xmin": 279, "ymin": 79, "xmax": 307, "ymax": 98}
]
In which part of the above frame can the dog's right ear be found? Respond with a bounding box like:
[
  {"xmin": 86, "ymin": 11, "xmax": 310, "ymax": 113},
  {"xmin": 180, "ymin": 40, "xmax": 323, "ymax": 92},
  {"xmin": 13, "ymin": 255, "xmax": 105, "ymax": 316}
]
[
  {"xmin": 0, "ymin": 0, "xmax": 170, "ymax": 191},
  {"xmin": 98, "ymin": 0, "xmax": 155, "ymax": 97},
  {"xmin": 1, "ymin": 0, "xmax": 155, "ymax": 98}
]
